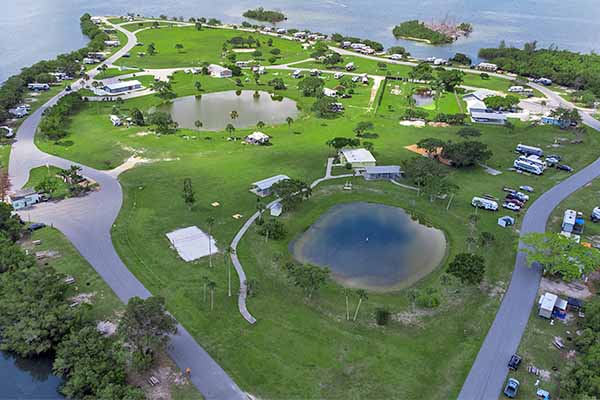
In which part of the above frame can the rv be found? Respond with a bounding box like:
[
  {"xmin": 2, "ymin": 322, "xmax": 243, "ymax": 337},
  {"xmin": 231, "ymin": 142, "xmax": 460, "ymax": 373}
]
[
  {"xmin": 513, "ymin": 159, "xmax": 544, "ymax": 175},
  {"xmin": 515, "ymin": 144, "xmax": 544, "ymax": 157},
  {"xmin": 518, "ymin": 155, "xmax": 546, "ymax": 170},
  {"xmin": 390, "ymin": 54, "xmax": 403, "ymax": 60},
  {"xmin": 562, "ymin": 209, "xmax": 577, "ymax": 233},
  {"xmin": 345, "ymin": 62, "xmax": 356, "ymax": 71},
  {"xmin": 334, "ymin": 72, "xmax": 344, "ymax": 79},
  {"xmin": 508, "ymin": 86, "xmax": 524, "ymax": 93},
  {"xmin": 471, "ymin": 197, "xmax": 499, "ymax": 211},
  {"xmin": 291, "ymin": 69, "xmax": 303, "ymax": 79},
  {"xmin": 27, "ymin": 83, "xmax": 50, "ymax": 91}
]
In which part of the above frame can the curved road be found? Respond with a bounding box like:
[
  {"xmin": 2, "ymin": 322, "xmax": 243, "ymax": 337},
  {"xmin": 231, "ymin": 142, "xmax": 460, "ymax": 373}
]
[
  {"xmin": 9, "ymin": 19, "xmax": 246, "ymax": 400},
  {"xmin": 458, "ymin": 85, "xmax": 600, "ymax": 398}
]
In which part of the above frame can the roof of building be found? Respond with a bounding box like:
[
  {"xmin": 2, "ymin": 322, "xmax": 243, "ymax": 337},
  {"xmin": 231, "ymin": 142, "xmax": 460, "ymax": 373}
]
[
  {"xmin": 471, "ymin": 111, "xmax": 507, "ymax": 120},
  {"xmin": 246, "ymin": 131, "xmax": 270, "ymax": 141},
  {"xmin": 540, "ymin": 292, "xmax": 558, "ymax": 310},
  {"xmin": 104, "ymin": 80, "xmax": 142, "ymax": 91},
  {"xmin": 340, "ymin": 148, "xmax": 376, "ymax": 164},
  {"xmin": 208, "ymin": 64, "xmax": 232, "ymax": 73},
  {"xmin": 252, "ymin": 174, "xmax": 290, "ymax": 190},
  {"xmin": 364, "ymin": 165, "xmax": 401, "ymax": 174},
  {"xmin": 9, "ymin": 188, "xmax": 38, "ymax": 199},
  {"xmin": 463, "ymin": 89, "xmax": 497, "ymax": 102}
]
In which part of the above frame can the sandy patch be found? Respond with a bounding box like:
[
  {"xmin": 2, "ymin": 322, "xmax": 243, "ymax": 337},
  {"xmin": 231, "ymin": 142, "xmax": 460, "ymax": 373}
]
[
  {"xmin": 108, "ymin": 155, "xmax": 150, "ymax": 177},
  {"xmin": 135, "ymin": 131, "xmax": 153, "ymax": 137},
  {"xmin": 128, "ymin": 353, "xmax": 190, "ymax": 400},
  {"xmin": 232, "ymin": 48, "xmax": 256, "ymax": 53},
  {"xmin": 427, "ymin": 122, "xmax": 450, "ymax": 128},
  {"xmin": 400, "ymin": 120, "xmax": 426, "ymax": 127},
  {"xmin": 539, "ymin": 277, "xmax": 592, "ymax": 300},
  {"xmin": 70, "ymin": 292, "xmax": 95, "ymax": 305},
  {"xmin": 392, "ymin": 309, "xmax": 436, "ymax": 327}
]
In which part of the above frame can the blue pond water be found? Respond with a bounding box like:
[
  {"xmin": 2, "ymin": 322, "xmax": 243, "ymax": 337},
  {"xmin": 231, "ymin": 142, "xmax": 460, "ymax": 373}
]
[
  {"xmin": 291, "ymin": 202, "xmax": 446, "ymax": 291},
  {"xmin": 0, "ymin": 351, "xmax": 63, "ymax": 399}
]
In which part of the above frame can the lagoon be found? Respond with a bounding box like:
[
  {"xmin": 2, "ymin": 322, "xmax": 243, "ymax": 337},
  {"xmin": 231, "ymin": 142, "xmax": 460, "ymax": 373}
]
[
  {"xmin": 157, "ymin": 90, "xmax": 299, "ymax": 131},
  {"xmin": 291, "ymin": 202, "xmax": 446, "ymax": 291},
  {"xmin": 0, "ymin": 351, "xmax": 63, "ymax": 399}
]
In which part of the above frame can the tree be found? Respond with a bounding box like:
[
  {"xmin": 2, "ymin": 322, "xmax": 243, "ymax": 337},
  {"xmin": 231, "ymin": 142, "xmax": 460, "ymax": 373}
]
[
  {"xmin": 35, "ymin": 176, "xmax": 59, "ymax": 197},
  {"xmin": 194, "ymin": 81, "xmax": 202, "ymax": 92},
  {"xmin": 175, "ymin": 43, "xmax": 184, "ymax": 53},
  {"xmin": 147, "ymin": 42, "xmax": 156, "ymax": 55},
  {"xmin": 0, "ymin": 266, "xmax": 77, "ymax": 357},
  {"xmin": 152, "ymin": 80, "xmax": 176, "ymax": 100},
  {"xmin": 442, "ymin": 140, "xmax": 492, "ymax": 167},
  {"xmin": 298, "ymin": 76, "xmax": 325, "ymax": 97},
  {"xmin": 119, "ymin": 296, "xmax": 177, "ymax": 371},
  {"xmin": 286, "ymin": 116, "xmax": 294, "ymax": 132},
  {"xmin": 268, "ymin": 77, "xmax": 286, "ymax": 90},
  {"xmin": 205, "ymin": 216, "xmax": 215, "ymax": 268},
  {"xmin": 53, "ymin": 326, "xmax": 144, "ymax": 400},
  {"xmin": 311, "ymin": 96, "xmax": 338, "ymax": 118},
  {"xmin": 402, "ymin": 157, "xmax": 448, "ymax": 189},
  {"xmin": 437, "ymin": 69, "xmax": 465, "ymax": 91},
  {"xmin": 456, "ymin": 127, "xmax": 481, "ymax": 138},
  {"xmin": 225, "ymin": 123, "xmax": 235, "ymax": 135},
  {"xmin": 284, "ymin": 263, "xmax": 330, "ymax": 299},
  {"xmin": 450, "ymin": 52, "xmax": 471, "ymax": 65},
  {"xmin": 229, "ymin": 110, "xmax": 239, "ymax": 121},
  {"xmin": 416, "ymin": 137, "xmax": 445, "ymax": 155},
  {"xmin": 148, "ymin": 111, "xmax": 177, "ymax": 134},
  {"xmin": 409, "ymin": 62, "xmax": 434, "ymax": 81},
  {"xmin": 257, "ymin": 219, "xmax": 287, "ymax": 241},
  {"xmin": 271, "ymin": 179, "xmax": 312, "ymax": 211},
  {"xmin": 256, "ymin": 120, "xmax": 265, "ymax": 129},
  {"xmin": 207, "ymin": 280, "xmax": 217, "ymax": 310},
  {"xmin": 194, "ymin": 120, "xmax": 203, "ymax": 130},
  {"xmin": 483, "ymin": 95, "xmax": 520, "ymax": 111},
  {"xmin": 323, "ymin": 52, "xmax": 343, "ymax": 66},
  {"xmin": 479, "ymin": 231, "xmax": 495, "ymax": 247},
  {"xmin": 353, "ymin": 289, "xmax": 368, "ymax": 321},
  {"xmin": 448, "ymin": 253, "xmax": 486, "ymax": 285},
  {"xmin": 269, "ymin": 48, "xmax": 281, "ymax": 55},
  {"xmin": 326, "ymin": 137, "xmax": 361, "ymax": 153},
  {"xmin": 130, "ymin": 108, "xmax": 145, "ymax": 126},
  {"xmin": 353, "ymin": 121, "xmax": 374, "ymax": 136},
  {"xmin": 0, "ymin": 202, "xmax": 22, "ymax": 242},
  {"xmin": 522, "ymin": 232, "xmax": 600, "ymax": 281},
  {"xmin": 182, "ymin": 178, "xmax": 195, "ymax": 210}
]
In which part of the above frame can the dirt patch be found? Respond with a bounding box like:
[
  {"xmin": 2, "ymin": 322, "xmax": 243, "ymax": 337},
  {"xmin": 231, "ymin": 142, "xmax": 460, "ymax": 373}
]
[
  {"xmin": 482, "ymin": 281, "xmax": 506, "ymax": 299},
  {"xmin": 135, "ymin": 131, "xmax": 153, "ymax": 137},
  {"xmin": 392, "ymin": 309, "xmax": 436, "ymax": 327},
  {"xmin": 128, "ymin": 352, "xmax": 190, "ymax": 400},
  {"xmin": 539, "ymin": 369, "xmax": 552, "ymax": 381},
  {"xmin": 427, "ymin": 122, "xmax": 450, "ymax": 128},
  {"xmin": 96, "ymin": 320, "xmax": 117, "ymax": 336},
  {"xmin": 539, "ymin": 277, "xmax": 592, "ymax": 300},
  {"xmin": 70, "ymin": 292, "xmax": 95, "ymax": 305},
  {"xmin": 399, "ymin": 120, "xmax": 426, "ymax": 127}
]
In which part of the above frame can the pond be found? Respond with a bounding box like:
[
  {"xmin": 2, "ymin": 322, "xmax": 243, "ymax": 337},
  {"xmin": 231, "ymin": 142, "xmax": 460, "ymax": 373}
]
[
  {"xmin": 290, "ymin": 202, "xmax": 446, "ymax": 291},
  {"xmin": 158, "ymin": 90, "xmax": 299, "ymax": 131},
  {"xmin": 0, "ymin": 351, "xmax": 63, "ymax": 399},
  {"xmin": 413, "ymin": 94, "xmax": 433, "ymax": 107}
]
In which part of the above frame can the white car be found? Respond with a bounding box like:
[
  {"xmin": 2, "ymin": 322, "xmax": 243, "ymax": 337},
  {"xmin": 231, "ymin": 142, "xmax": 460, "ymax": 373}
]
[
  {"xmin": 515, "ymin": 192, "xmax": 529, "ymax": 202},
  {"xmin": 519, "ymin": 185, "xmax": 534, "ymax": 193},
  {"xmin": 503, "ymin": 202, "xmax": 521, "ymax": 211}
]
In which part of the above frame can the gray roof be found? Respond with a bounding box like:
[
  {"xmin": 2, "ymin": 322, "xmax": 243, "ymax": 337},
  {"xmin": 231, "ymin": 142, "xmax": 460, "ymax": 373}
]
[
  {"xmin": 10, "ymin": 188, "xmax": 38, "ymax": 199},
  {"xmin": 252, "ymin": 175, "xmax": 290, "ymax": 190},
  {"xmin": 471, "ymin": 111, "xmax": 507, "ymax": 120},
  {"xmin": 364, "ymin": 165, "xmax": 402, "ymax": 174},
  {"xmin": 104, "ymin": 80, "xmax": 142, "ymax": 91}
]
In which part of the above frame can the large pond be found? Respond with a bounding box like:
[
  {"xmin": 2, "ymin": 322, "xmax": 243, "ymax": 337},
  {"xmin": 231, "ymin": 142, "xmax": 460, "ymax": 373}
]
[
  {"xmin": 0, "ymin": 351, "xmax": 63, "ymax": 399},
  {"xmin": 158, "ymin": 90, "xmax": 299, "ymax": 131},
  {"xmin": 290, "ymin": 202, "xmax": 446, "ymax": 291}
]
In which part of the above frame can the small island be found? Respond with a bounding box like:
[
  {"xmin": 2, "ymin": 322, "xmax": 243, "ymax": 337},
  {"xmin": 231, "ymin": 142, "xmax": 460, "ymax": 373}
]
[
  {"xmin": 393, "ymin": 19, "xmax": 472, "ymax": 45},
  {"xmin": 243, "ymin": 7, "xmax": 286, "ymax": 23}
]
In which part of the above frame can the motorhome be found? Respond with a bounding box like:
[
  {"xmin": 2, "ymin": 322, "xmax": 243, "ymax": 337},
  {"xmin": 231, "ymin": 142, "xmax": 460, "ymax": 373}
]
[
  {"xmin": 471, "ymin": 197, "xmax": 499, "ymax": 211},
  {"xmin": 518, "ymin": 155, "xmax": 546, "ymax": 170},
  {"xmin": 516, "ymin": 144, "xmax": 544, "ymax": 157},
  {"xmin": 513, "ymin": 159, "xmax": 544, "ymax": 175}
]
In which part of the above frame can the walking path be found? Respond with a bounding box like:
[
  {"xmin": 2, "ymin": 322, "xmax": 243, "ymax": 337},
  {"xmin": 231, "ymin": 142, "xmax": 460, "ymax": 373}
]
[{"xmin": 8, "ymin": 18, "xmax": 246, "ymax": 400}]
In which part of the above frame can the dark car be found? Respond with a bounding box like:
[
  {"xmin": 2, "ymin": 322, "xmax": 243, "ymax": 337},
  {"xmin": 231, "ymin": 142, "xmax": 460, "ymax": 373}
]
[
  {"xmin": 27, "ymin": 223, "xmax": 46, "ymax": 232},
  {"xmin": 508, "ymin": 354, "xmax": 522, "ymax": 370},
  {"xmin": 557, "ymin": 164, "xmax": 573, "ymax": 172}
]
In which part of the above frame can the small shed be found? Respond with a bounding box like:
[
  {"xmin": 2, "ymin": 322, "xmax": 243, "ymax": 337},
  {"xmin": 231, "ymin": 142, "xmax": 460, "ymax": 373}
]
[
  {"xmin": 7, "ymin": 189, "xmax": 41, "ymax": 210},
  {"xmin": 498, "ymin": 216, "xmax": 515, "ymax": 228},
  {"xmin": 363, "ymin": 165, "xmax": 402, "ymax": 181},
  {"xmin": 538, "ymin": 292, "xmax": 558, "ymax": 319},
  {"xmin": 250, "ymin": 174, "xmax": 290, "ymax": 197},
  {"xmin": 270, "ymin": 202, "xmax": 283, "ymax": 217}
]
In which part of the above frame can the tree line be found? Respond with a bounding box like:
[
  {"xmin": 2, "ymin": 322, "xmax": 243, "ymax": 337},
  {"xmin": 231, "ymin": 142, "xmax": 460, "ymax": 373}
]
[{"xmin": 0, "ymin": 202, "xmax": 177, "ymax": 399}]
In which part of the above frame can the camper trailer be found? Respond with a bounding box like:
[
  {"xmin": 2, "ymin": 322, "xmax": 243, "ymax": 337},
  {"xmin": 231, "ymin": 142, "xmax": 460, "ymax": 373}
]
[
  {"xmin": 516, "ymin": 144, "xmax": 544, "ymax": 157},
  {"xmin": 471, "ymin": 197, "xmax": 499, "ymax": 211}
]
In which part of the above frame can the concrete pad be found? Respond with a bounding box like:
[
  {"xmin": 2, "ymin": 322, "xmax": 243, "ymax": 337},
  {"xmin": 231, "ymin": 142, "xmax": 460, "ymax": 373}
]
[{"xmin": 166, "ymin": 226, "xmax": 218, "ymax": 262}]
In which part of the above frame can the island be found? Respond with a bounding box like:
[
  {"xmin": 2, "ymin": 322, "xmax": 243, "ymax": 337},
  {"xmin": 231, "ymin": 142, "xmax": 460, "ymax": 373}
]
[
  {"xmin": 243, "ymin": 7, "xmax": 286, "ymax": 23},
  {"xmin": 393, "ymin": 19, "xmax": 472, "ymax": 45}
]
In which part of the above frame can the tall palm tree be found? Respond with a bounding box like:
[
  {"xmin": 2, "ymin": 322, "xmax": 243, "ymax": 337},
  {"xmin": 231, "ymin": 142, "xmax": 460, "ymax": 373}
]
[
  {"xmin": 225, "ymin": 124, "xmax": 235, "ymax": 135},
  {"xmin": 194, "ymin": 120, "xmax": 203, "ymax": 130},
  {"xmin": 229, "ymin": 110, "xmax": 239, "ymax": 121},
  {"xmin": 208, "ymin": 281, "xmax": 217, "ymax": 310},
  {"xmin": 202, "ymin": 275, "xmax": 209, "ymax": 303},
  {"xmin": 344, "ymin": 289, "xmax": 350, "ymax": 320},
  {"xmin": 353, "ymin": 289, "xmax": 368, "ymax": 321},
  {"xmin": 256, "ymin": 198, "xmax": 266, "ymax": 224},
  {"xmin": 223, "ymin": 247, "xmax": 232, "ymax": 297},
  {"xmin": 256, "ymin": 120, "xmax": 265, "ymax": 130},
  {"xmin": 206, "ymin": 216, "xmax": 215, "ymax": 268},
  {"xmin": 286, "ymin": 116, "xmax": 294, "ymax": 133}
]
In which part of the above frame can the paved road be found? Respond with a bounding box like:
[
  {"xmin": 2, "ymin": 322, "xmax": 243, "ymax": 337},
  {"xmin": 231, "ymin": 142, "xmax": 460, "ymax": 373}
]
[
  {"xmin": 8, "ymin": 19, "xmax": 246, "ymax": 400},
  {"xmin": 458, "ymin": 88, "xmax": 600, "ymax": 399}
]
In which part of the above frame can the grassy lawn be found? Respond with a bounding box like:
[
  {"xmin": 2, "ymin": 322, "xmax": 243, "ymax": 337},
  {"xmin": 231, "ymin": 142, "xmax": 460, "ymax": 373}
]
[
  {"xmin": 379, "ymin": 80, "xmax": 465, "ymax": 117},
  {"xmin": 0, "ymin": 142, "xmax": 9, "ymax": 171},
  {"xmin": 121, "ymin": 21, "xmax": 180, "ymax": 32},
  {"xmin": 115, "ymin": 26, "xmax": 310, "ymax": 70},
  {"xmin": 24, "ymin": 166, "xmax": 70, "ymax": 199},
  {"xmin": 26, "ymin": 24, "xmax": 600, "ymax": 399}
]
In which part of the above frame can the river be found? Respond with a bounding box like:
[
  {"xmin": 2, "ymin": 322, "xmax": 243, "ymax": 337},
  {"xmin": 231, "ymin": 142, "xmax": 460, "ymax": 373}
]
[{"xmin": 2, "ymin": 0, "xmax": 600, "ymax": 82}]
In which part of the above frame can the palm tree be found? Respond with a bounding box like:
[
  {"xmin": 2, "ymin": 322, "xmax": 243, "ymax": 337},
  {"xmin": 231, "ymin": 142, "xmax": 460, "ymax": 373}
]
[
  {"xmin": 256, "ymin": 120, "xmax": 265, "ymax": 130},
  {"xmin": 286, "ymin": 116, "xmax": 294, "ymax": 133},
  {"xmin": 225, "ymin": 123, "xmax": 235, "ymax": 135},
  {"xmin": 256, "ymin": 198, "xmax": 266, "ymax": 224},
  {"xmin": 208, "ymin": 281, "xmax": 217, "ymax": 310},
  {"xmin": 344, "ymin": 289, "xmax": 350, "ymax": 320},
  {"xmin": 175, "ymin": 43, "xmax": 184, "ymax": 53},
  {"xmin": 353, "ymin": 289, "xmax": 368, "ymax": 321},
  {"xmin": 540, "ymin": 99, "xmax": 547, "ymax": 114},
  {"xmin": 223, "ymin": 246, "xmax": 233, "ymax": 297},
  {"xmin": 229, "ymin": 110, "xmax": 239, "ymax": 121},
  {"xmin": 194, "ymin": 120, "xmax": 203, "ymax": 130},
  {"xmin": 431, "ymin": 80, "xmax": 444, "ymax": 111},
  {"xmin": 194, "ymin": 81, "xmax": 202, "ymax": 92},
  {"xmin": 206, "ymin": 216, "xmax": 215, "ymax": 268}
]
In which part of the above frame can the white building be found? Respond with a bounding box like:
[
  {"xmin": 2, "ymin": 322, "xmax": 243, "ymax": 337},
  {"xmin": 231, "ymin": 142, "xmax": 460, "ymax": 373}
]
[
  {"xmin": 27, "ymin": 83, "xmax": 50, "ymax": 91},
  {"xmin": 250, "ymin": 175, "xmax": 290, "ymax": 197},
  {"xmin": 104, "ymin": 40, "xmax": 121, "ymax": 47},
  {"xmin": 338, "ymin": 148, "xmax": 376, "ymax": 168},
  {"xmin": 538, "ymin": 292, "xmax": 558, "ymax": 319},
  {"xmin": 6, "ymin": 189, "xmax": 41, "ymax": 210},
  {"xmin": 462, "ymin": 89, "xmax": 497, "ymax": 111},
  {"xmin": 323, "ymin": 88, "xmax": 337, "ymax": 97},
  {"xmin": 476, "ymin": 62, "xmax": 498, "ymax": 72},
  {"xmin": 245, "ymin": 131, "xmax": 270, "ymax": 145},
  {"xmin": 208, "ymin": 64, "xmax": 233, "ymax": 78},
  {"xmin": 103, "ymin": 80, "xmax": 142, "ymax": 94}
]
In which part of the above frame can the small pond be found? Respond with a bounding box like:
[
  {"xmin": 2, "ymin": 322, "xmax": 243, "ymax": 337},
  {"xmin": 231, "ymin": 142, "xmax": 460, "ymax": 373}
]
[
  {"xmin": 0, "ymin": 351, "xmax": 63, "ymax": 399},
  {"xmin": 290, "ymin": 202, "xmax": 446, "ymax": 291},
  {"xmin": 412, "ymin": 93, "xmax": 433, "ymax": 107},
  {"xmin": 158, "ymin": 90, "xmax": 299, "ymax": 131}
]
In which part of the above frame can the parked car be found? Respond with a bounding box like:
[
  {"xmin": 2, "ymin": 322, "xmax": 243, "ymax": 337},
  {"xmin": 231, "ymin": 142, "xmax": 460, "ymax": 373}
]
[
  {"xmin": 27, "ymin": 223, "xmax": 46, "ymax": 232},
  {"xmin": 505, "ymin": 198, "xmax": 524, "ymax": 207},
  {"xmin": 504, "ymin": 378, "xmax": 520, "ymax": 398},
  {"xmin": 503, "ymin": 202, "xmax": 521, "ymax": 211},
  {"xmin": 519, "ymin": 185, "xmax": 534, "ymax": 193},
  {"xmin": 508, "ymin": 354, "xmax": 522, "ymax": 370},
  {"xmin": 547, "ymin": 154, "xmax": 561, "ymax": 161},
  {"xmin": 546, "ymin": 157, "xmax": 560, "ymax": 167},
  {"xmin": 514, "ymin": 192, "xmax": 529, "ymax": 202},
  {"xmin": 557, "ymin": 164, "xmax": 573, "ymax": 172}
]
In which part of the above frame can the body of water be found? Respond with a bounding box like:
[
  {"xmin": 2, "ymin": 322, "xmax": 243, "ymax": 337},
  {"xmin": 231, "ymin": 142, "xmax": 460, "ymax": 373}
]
[
  {"xmin": 158, "ymin": 90, "xmax": 299, "ymax": 131},
  {"xmin": 291, "ymin": 202, "xmax": 446, "ymax": 291},
  {"xmin": 2, "ymin": 0, "xmax": 600, "ymax": 82},
  {"xmin": 0, "ymin": 351, "xmax": 63, "ymax": 399}
]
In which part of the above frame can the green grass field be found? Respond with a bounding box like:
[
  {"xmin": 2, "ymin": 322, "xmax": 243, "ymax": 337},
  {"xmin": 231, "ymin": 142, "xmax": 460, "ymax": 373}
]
[
  {"xmin": 115, "ymin": 26, "xmax": 310, "ymax": 70},
  {"xmin": 25, "ymin": 23, "xmax": 600, "ymax": 399},
  {"xmin": 24, "ymin": 166, "xmax": 70, "ymax": 199}
]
